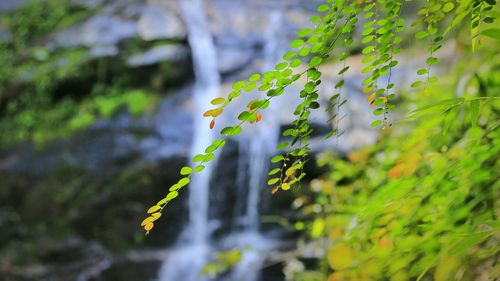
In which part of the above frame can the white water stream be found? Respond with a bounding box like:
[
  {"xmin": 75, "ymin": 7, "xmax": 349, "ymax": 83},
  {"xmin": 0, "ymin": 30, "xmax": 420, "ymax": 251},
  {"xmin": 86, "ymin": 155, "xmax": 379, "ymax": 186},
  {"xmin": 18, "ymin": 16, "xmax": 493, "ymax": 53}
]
[
  {"xmin": 158, "ymin": 0, "xmax": 220, "ymax": 280},
  {"xmin": 159, "ymin": 2, "xmax": 284, "ymax": 281}
]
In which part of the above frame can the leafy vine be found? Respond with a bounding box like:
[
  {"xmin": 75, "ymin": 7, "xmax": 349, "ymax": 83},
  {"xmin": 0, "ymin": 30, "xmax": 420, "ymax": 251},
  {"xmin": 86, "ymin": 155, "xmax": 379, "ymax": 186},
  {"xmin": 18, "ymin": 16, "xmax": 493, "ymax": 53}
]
[{"xmin": 141, "ymin": 0, "xmax": 500, "ymax": 234}]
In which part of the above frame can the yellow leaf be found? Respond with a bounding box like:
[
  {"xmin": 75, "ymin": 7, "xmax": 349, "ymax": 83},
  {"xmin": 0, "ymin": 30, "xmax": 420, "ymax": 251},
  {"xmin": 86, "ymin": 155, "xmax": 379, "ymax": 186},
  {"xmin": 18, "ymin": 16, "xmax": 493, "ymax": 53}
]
[
  {"xmin": 285, "ymin": 167, "xmax": 295, "ymax": 177},
  {"xmin": 363, "ymin": 86, "xmax": 374, "ymax": 94},
  {"xmin": 203, "ymin": 108, "xmax": 223, "ymax": 118},
  {"xmin": 434, "ymin": 255, "xmax": 460, "ymax": 281},
  {"xmin": 367, "ymin": 92, "xmax": 377, "ymax": 102},
  {"xmin": 147, "ymin": 205, "xmax": 161, "ymax": 214},
  {"xmin": 151, "ymin": 212, "xmax": 161, "ymax": 221},
  {"xmin": 211, "ymin": 97, "xmax": 225, "ymax": 105},
  {"xmin": 144, "ymin": 222, "xmax": 154, "ymax": 233},
  {"xmin": 327, "ymin": 272, "xmax": 345, "ymax": 281},
  {"xmin": 311, "ymin": 218, "xmax": 325, "ymax": 238},
  {"xmin": 212, "ymin": 108, "xmax": 223, "ymax": 117},
  {"xmin": 141, "ymin": 216, "xmax": 154, "ymax": 226},
  {"xmin": 328, "ymin": 244, "xmax": 354, "ymax": 270},
  {"xmin": 203, "ymin": 109, "xmax": 214, "ymax": 117},
  {"xmin": 281, "ymin": 183, "xmax": 291, "ymax": 190}
]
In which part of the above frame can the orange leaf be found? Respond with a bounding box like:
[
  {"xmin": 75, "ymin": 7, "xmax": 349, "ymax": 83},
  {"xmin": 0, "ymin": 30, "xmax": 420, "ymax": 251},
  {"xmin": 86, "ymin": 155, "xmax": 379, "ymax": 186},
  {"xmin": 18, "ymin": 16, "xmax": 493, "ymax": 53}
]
[
  {"xmin": 144, "ymin": 222, "xmax": 154, "ymax": 235},
  {"xmin": 388, "ymin": 164, "xmax": 404, "ymax": 178},
  {"xmin": 256, "ymin": 113, "xmax": 262, "ymax": 123},
  {"xmin": 141, "ymin": 216, "xmax": 154, "ymax": 226},
  {"xmin": 203, "ymin": 108, "xmax": 223, "ymax": 118},
  {"xmin": 367, "ymin": 93, "xmax": 377, "ymax": 102},
  {"xmin": 203, "ymin": 109, "xmax": 214, "ymax": 117},
  {"xmin": 210, "ymin": 119, "xmax": 215, "ymax": 129}
]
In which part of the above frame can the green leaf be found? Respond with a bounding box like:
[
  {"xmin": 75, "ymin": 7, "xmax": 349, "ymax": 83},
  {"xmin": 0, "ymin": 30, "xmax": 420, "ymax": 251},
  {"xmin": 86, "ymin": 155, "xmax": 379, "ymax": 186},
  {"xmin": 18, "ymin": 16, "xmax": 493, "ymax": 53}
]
[
  {"xmin": 362, "ymin": 45, "xmax": 375, "ymax": 54},
  {"xmin": 283, "ymin": 51, "xmax": 296, "ymax": 60},
  {"xmin": 470, "ymin": 100, "xmax": 480, "ymax": 127},
  {"xmin": 310, "ymin": 102, "xmax": 320, "ymax": 109},
  {"xmin": 165, "ymin": 191, "xmax": 179, "ymax": 201},
  {"xmin": 310, "ymin": 56, "xmax": 322, "ymax": 68},
  {"xmin": 238, "ymin": 111, "xmax": 256, "ymax": 122},
  {"xmin": 244, "ymin": 83, "xmax": 256, "ymax": 92},
  {"xmin": 338, "ymin": 66, "xmax": 349, "ymax": 75},
  {"xmin": 275, "ymin": 62, "xmax": 288, "ymax": 71},
  {"xmin": 170, "ymin": 177, "xmax": 190, "ymax": 191},
  {"xmin": 299, "ymin": 47, "xmax": 311, "ymax": 57},
  {"xmin": 267, "ymin": 178, "xmax": 280, "ymax": 185},
  {"xmin": 277, "ymin": 142, "xmax": 289, "ymax": 150},
  {"xmin": 310, "ymin": 16, "xmax": 321, "ymax": 23},
  {"xmin": 443, "ymin": 2, "xmax": 454, "ymax": 13},
  {"xmin": 370, "ymin": 120, "xmax": 382, "ymax": 127},
  {"xmin": 417, "ymin": 68, "xmax": 428, "ymax": 75},
  {"xmin": 193, "ymin": 154, "xmax": 205, "ymax": 162},
  {"xmin": 194, "ymin": 165, "xmax": 205, "ymax": 173},
  {"xmin": 442, "ymin": 108, "xmax": 456, "ymax": 135},
  {"xmin": 416, "ymin": 31, "xmax": 428, "ymax": 39},
  {"xmin": 271, "ymin": 155, "xmax": 284, "ymax": 163},
  {"xmin": 180, "ymin": 166, "xmax": 192, "ymax": 175},
  {"xmin": 426, "ymin": 57, "xmax": 439, "ymax": 65},
  {"xmin": 297, "ymin": 28, "xmax": 311, "ymax": 37},
  {"xmin": 411, "ymin": 81, "xmax": 424, "ymax": 88},
  {"xmin": 269, "ymin": 168, "xmax": 281, "ymax": 176},
  {"xmin": 248, "ymin": 73, "xmax": 261, "ymax": 82},
  {"xmin": 290, "ymin": 39, "xmax": 305, "ymax": 49},
  {"xmin": 221, "ymin": 126, "xmax": 242, "ymax": 136},
  {"xmin": 480, "ymin": 28, "xmax": 500, "ymax": 40},
  {"xmin": 317, "ymin": 4, "xmax": 329, "ymax": 12},
  {"xmin": 373, "ymin": 108, "xmax": 384, "ymax": 116},
  {"xmin": 290, "ymin": 59, "xmax": 302, "ymax": 68},
  {"xmin": 232, "ymin": 81, "xmax": 246, "ymax": 90}
]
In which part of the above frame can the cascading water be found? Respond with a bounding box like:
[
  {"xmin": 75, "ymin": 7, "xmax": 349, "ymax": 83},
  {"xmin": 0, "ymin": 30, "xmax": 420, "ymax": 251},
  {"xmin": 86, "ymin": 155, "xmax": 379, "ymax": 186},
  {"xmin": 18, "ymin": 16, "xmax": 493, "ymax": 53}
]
[
  {"xmin": 158, "ymin": 0, "xmax": 220, "ymax": 280},
  {"xmin": 159, "ymin": 2, "xmax": 286, "ymax": 281},
  {"xmin": 222, "ymin": 10, "xmax": 284, "ymax": 281}
]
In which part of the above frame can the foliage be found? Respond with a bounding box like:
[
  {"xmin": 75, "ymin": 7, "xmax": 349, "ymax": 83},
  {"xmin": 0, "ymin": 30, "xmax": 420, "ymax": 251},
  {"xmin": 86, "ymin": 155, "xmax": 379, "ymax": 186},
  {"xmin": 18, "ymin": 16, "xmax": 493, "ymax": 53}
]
[
  {"xmin": 0, "ymin": 1, "xmax": 165, "ymax": 146},
  {"xmin": 202, "ymin": 249, "xmax": 243, "ymax": 278},
  {"xmin": 139, "ymin": 0, "xmax": 499, "ymax": 279},
  {"xmin": 142, "ymin": 0, "xmax": 499, "ymax": 231},
  {"xmin": 290, "ymin": 62, "xmax": 499, "ymax": 280},
  {"xmin": 6, "ymin": 0, "xmax": 77, "ymax": 50},
  {"xmin": 0, "ymin": 86, "xmax": 156, "ymax": 146}
]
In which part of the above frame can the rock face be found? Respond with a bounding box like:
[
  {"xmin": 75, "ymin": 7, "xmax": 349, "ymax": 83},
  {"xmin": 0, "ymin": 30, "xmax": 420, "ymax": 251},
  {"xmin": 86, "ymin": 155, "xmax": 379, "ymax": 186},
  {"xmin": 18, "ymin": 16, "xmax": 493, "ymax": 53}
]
[{"xmin": 51, "ymin": 0, "xmax": 187, "ymax": 49}]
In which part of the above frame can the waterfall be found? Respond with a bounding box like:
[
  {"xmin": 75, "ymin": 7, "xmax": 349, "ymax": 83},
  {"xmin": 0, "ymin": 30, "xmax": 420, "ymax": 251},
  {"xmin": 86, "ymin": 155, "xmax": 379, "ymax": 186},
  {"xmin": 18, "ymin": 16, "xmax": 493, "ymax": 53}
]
[
  {"xmin": 159, "ymin": 2, "xmax": 285, "ymax": 281},
  {"xmin": 158, "ymin": 0, "xmax": 220, "ymax": 280},
  {"xmin": 223, "ymin": 10, "xmax": 284, "ymax": 281},
  {"xmin": 182, "ymin": 0, "xmax": 220, "ymax": 247},
  {"xmin": 244, "ymin": 11, "xmax": 283, "ymax": 231}
]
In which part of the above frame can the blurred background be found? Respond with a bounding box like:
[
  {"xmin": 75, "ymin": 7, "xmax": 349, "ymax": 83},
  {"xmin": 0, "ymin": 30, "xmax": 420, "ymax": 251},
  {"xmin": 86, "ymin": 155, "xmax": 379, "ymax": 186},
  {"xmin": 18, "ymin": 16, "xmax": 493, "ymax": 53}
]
[{"xmin": 0, "ymin": 0, "xmax": 498, "ymax": 281}]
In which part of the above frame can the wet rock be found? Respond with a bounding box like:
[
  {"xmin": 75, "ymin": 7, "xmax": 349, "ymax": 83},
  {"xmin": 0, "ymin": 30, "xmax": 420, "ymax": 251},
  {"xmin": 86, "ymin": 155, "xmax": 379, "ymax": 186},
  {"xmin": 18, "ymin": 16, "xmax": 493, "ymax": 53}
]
[
  {"xmin": 137, "ymin": 5, "xmax": 186, "ymax": 40},
  {"xmin": 86, "ymin": 250, "xmax": 166, "ymax": 281},
  {"xmin": 0, "ymin": 0, "xmax": 26, "ymax": 13},
  {"xmin": 127, "ymin": 45, "xmax": 189, "ymax": 67},
  {"xmin": 217, "ymin": 45, "xmax": 254, "ymax": 75},
  {"xmin": 88, "ymin": 45, "xmax": 120, "ymax": 58},
  {"xmin": 50, "ymin": 0, "xmax": 186, "ymax": 51}
]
